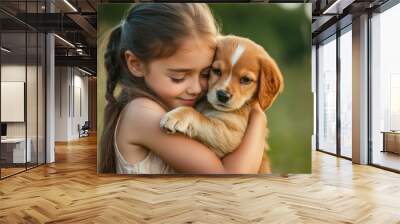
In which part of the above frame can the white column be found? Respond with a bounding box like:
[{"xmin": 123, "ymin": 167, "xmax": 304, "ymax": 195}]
[
  {"xmin": 46, "ymin": 1, "xmax": 55, "ymax": 163},
  {"xmin": 352, "ymin": 14, "xmax": 369, "ymax": 164}
]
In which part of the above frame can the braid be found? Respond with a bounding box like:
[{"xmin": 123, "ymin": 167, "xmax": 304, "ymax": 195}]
[
  {"xmin": 100, "ymin": 25, "xmax": 123, "ymax": 173},
  {"xmin": 104, "ymin": 26, "xmax": 122, "ymax": 104}
]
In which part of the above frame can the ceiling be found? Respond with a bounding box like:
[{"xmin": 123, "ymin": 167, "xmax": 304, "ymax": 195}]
[
  {"xmin": 0, "ymin": 0, "xmax": 97, "ymax": 74},
  {"xmin": 310, "ymin": 0, "xmax": 390, "ymax": 43}
]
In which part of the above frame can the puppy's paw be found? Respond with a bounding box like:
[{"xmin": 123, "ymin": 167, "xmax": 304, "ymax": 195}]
[
  {"xmin": 160, "ymin": 114, "xmax": 177, "ymax": 134},
  {"xmin": 160, "ymin": 107, "xmax": 195, "ymax": 137}
]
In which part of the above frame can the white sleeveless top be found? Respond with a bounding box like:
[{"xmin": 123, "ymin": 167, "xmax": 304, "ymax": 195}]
[{"xmin": 114, "ymin": 106, "xmax": 175, "ymax": 174}]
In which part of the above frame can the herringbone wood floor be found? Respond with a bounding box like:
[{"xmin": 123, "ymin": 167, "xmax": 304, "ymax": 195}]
[{"xmin": 1, "ymin": 134, "xmax": 400, "ymax": 223}]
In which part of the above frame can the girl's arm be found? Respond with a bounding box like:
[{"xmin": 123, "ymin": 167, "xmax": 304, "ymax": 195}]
[
  {"xmin": 127, "ymin": 98, "xmax": 266, "ymax": 174},
  {"xmin": 221, "ymin": 102, "xmax": 266, "ymax": 173}
]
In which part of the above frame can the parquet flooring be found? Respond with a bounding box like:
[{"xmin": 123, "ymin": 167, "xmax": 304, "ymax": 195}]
[
  {"xmin": 1, "ymin": 167, "xmax": 25, "ymax": 178},
  {"xmin": 0, "ymin": 134, "xmax": 400, "ymax": 223}
]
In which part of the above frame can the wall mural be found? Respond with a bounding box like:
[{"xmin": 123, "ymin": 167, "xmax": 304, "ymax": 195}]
[{"xmin": 97, "ymin": 3, "xmax": 312, "ymax": 175}]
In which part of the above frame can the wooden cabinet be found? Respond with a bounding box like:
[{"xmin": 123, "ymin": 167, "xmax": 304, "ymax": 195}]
[{"xmin": 382, "ymin": 132, "xmax": 400, "ymax": 154}]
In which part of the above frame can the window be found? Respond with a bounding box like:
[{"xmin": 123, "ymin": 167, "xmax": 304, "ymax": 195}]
[
  {"xmin": 370, "ymin": 2, "xmax": 400, "ymax": 171},
  {"xmin": 339, "ymin": 28, "xmax": 352, "ymax": 158},
  {"xmin": 317, "ymin": 36, "xmax": 337, "ymax": 154}
]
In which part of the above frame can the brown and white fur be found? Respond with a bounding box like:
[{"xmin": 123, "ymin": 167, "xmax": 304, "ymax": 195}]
[{"xmin": 160, "ymin": 35, "xmax": 283, "ymax": 173}]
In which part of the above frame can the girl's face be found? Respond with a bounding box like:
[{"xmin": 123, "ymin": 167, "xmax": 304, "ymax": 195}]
[{"xmin": 143, "ymin": 37, "xmax": 215, "ymax": 109}]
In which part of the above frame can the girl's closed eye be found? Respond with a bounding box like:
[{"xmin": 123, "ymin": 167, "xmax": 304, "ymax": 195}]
[{"xmin": 169, "ymin": 75, "xmax": 186, "ymax": 83}]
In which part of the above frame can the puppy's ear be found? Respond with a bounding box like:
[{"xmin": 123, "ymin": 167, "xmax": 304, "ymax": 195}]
[{"xmin": 258, "ymin": 56, "xmax": 284, "ymax": 110}]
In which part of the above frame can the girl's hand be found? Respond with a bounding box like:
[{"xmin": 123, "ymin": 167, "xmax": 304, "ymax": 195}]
[
  {"xmin": 250, "ymin": 101, "xmax": 267, "ymax": 135},
  {"xmin": 250, "ymin": 101, "xmax": 267, "ymax": 123}
]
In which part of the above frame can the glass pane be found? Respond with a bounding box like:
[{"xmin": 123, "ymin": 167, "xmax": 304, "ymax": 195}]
[
  {"xmin": 318, "ymin": 37, "xmax": 337, "ymax": 154},
  {"xmin": 38, "ymin": 32, "xmax": 45, "ymax": 165},
  {"xmin": 1, "ymin": 30, "xmax": 27, "ymax": 177},
  {"xmin": 312, "ymin": 45, "xmax": 317, "ymax": 151},
  {"xmin": 371, "ymin": 4, "xmax": 400, "ymax": 171},
  {"xmin": 340, "ymin": 29, "xmax": 352, "ymax": 158},
  {"xmin": 27, "ymin": 31, "xmax": 38, "ymax": 169},
  {"xmin": 0, "ymin": 1, "xmax": 46, "ymax": 178}
]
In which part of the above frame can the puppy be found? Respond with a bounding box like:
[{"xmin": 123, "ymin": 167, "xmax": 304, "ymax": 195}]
[{"xmin": 160, "ymin": 35, "xmax": 283, "ymax": 173}]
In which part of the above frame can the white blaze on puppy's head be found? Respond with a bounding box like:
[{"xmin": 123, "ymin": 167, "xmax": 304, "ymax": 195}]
[
  {"xmin": 222, "ymin": 44, "xmax": 246, "ymax": 88},
  {"xmin": 231, "ymin": 44, "xmax": 245, "ymax": 66}
]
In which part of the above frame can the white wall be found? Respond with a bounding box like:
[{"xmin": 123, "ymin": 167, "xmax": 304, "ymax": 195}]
[
  {"xmin": 55, "ymin": 67, "xmax": 69, "ymax": 141},
  {"xmin": 72, "ymin": 72, "xmax": 89, "ymax": 138},
  {"xmin": 54, "ymin": 67, "xmax": 89, "ymax": 141}
]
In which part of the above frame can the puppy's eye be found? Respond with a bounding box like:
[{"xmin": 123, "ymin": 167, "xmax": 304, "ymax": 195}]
[
  {"xmin": 212, "ymin": 68, "xmax": 222, "ymax": 77},
  {"xmin": 240, "ymin": 76, "xmax": 252, "ymax": 84}
]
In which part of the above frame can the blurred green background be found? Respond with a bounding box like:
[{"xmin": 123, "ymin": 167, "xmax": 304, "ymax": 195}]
[{"xmin": 97, "ymin": 3, "xmax": 312, "ymax": 174}]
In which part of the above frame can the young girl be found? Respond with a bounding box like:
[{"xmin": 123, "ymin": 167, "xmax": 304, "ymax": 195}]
[{"xmin": 100, "ymin": 3, "xmax": 267, "ymax": 174}]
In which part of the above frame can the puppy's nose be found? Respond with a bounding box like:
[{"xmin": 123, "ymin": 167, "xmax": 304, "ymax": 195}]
[{"xmin": 216, "ymin": 90, "xmax": 231, "ymax": 103}]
